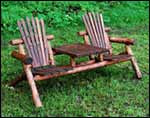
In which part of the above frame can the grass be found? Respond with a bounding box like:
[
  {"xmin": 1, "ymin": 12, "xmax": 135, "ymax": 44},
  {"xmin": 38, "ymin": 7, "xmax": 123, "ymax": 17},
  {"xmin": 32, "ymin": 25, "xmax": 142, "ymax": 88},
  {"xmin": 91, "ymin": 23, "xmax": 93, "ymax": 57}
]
[{"xmin": 1, "ymin": 1, "xmax": 149, "ymax": 117}]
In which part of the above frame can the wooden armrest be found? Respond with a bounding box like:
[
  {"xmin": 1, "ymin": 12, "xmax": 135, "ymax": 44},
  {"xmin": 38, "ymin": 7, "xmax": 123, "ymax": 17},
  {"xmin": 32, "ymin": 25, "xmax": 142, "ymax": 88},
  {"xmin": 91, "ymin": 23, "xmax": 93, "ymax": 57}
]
[
  {"xmin": 10, "ymin": 39, "xmax": 24, "ymax": 45},
  {"xmin": 109, "ymin": 37, "xmax": 135, "ymax": 45},
  {"xmin": 11, "ymin": 51, "xmax": 33, "ymax": 64},
  {"xmin": 10, "ymin": 35, "xmax": 54, "ymax": 45},
  {"xmin": 46, "ymin": 35, "xmax": 54, "ymax": 40},
  {"xmin": 77, "ymin": 27, "xmax": 111, "ymax": 36},
  {"xmin": 77, "ymin": 31, "xmax": 87, "ymax": 36},
  {"xmin": 105, "ymin": 27, "xmax": 111, "ymax": 32}
]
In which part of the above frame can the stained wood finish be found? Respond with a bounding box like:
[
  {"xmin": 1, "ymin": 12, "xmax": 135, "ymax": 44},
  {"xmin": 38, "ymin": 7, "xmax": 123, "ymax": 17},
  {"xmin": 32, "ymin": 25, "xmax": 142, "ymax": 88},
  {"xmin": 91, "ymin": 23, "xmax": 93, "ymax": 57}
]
[
  {"xmin": 24, "ymin": 65, "xmax": 42, "ymax": 107},
  {"xmin": 83, "ymin": 35, "xmax": 90, "ymax": 45},
  {"xmin": 109, "ymin": 37, "xmax": 135, "ymax": 45},
  {"xmin": 11, "ymin": 51, "xmax": 33, "ymax": 64},
  {"xmin": 82, "ymin": 12, "xmax": 111, "ymax": 50},
  {"xmin": 34, "ymin": 56, "xmax": 132, "ymax": 81},
  {"xmin": 40, "ymin": 19, "xmax": 49, "ymax": 65},
  {"xmin": 53, "ymin": 43, "xmax": 109, "ymax": 57},
  {"xmin": 70, "ymin": 56, "xmax": 76, "ymax": 67},
  {"xmin": 17, "ymin": 17, "xmax": 54, "ymax": 67},
  {"xmin": 32, "ymin": 65, "xmax": 73, "ymax": 76},
  {"xmin": 98, "ymin": 54, "xmax": 104, "ymax": 62},
  {"xmin": 125, "ymin": 45, "xmax": 142, "ymax": 79},
  {"xmin": 103, "ymin": 54, "xmax": 132, "ymax": 61}
]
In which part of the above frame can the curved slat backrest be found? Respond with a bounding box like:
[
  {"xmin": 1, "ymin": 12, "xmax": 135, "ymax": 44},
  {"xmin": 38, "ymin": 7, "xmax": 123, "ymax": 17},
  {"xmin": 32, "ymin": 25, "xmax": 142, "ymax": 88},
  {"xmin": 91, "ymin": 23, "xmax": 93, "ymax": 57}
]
[
  {"xmin": 17, "ymin": 17, "xmax": 52, "ymax": 67},
  {"xmin": 82, "ymin": 12, "xmax": 111, "ymax": 50}
]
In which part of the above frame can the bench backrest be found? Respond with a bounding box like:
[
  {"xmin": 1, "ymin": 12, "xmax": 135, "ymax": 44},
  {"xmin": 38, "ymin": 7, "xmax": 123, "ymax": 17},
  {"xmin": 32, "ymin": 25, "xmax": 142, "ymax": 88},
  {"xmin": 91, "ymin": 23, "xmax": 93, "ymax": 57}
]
[
  {"xmin": 82, "ymin": 12, "xmax": 111, "ymax": 51},
  {"xmin": 17, "ymin": 17, "xmax": 54, "ymax": 67}
]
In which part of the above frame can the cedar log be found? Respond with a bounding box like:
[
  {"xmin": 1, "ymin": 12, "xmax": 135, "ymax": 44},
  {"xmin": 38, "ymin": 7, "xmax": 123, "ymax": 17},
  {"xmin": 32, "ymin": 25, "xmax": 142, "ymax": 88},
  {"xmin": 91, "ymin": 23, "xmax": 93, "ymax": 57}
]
[
  {"xmin": 125, "ymin": 45, "xmax": 142, "ymax": 79},
  {"xmin": 34, "ymin": 56, "xmax": 131, "ymax": 81},
  {"xmin": 24, "ymin": 65, "xmax": 42, "ymax": 107},
  {"xmin": 11, "ymin": 51, "xmax": 33, "ymax": 65},
  {"xmin": 109, "ymin": 37, "xmax": 135, "ymax": 45},
  {"xmin": 10, "ymin": 35, "xmax": 54, "ymax": 45},
  {"xmin": 70, "ymin": 56, "xmax": 76, "ymax": 67}
]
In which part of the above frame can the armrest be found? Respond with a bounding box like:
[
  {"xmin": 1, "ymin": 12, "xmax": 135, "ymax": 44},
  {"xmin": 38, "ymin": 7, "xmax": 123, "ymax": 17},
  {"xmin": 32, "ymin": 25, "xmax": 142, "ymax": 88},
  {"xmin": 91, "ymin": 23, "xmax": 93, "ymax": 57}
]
[
  {"xmin": 109, "ymin": 37, "xmax": 135, "ymax": 45},
  {"xmin": 11, "ymin": 51, "xmax": 33, "ymax": 65},
  {"xmin": 77, "ymin": 31, "xmax": 87, "ymax": 36},
  {"xmin": 46, "ymin": 35, "xmax": 54, "ymax": 40},
  {"xmin": 78, "ymin": 27, "xmax": 111, "ymax": 36},
  {"xmin": 10, "ymin": 35, "xmax": 54, "ymax": 45},
  {"xmin": 105, "ymin": 27, "xmax": 111, "ymax": 32}
]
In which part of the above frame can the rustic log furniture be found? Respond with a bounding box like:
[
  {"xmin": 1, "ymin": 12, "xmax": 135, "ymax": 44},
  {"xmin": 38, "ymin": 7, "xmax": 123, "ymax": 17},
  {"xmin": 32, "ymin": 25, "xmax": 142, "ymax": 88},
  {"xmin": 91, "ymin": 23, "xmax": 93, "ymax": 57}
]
[{"xmin": 9, "ymin": 13, "xmax": 142, "ymax": 107}]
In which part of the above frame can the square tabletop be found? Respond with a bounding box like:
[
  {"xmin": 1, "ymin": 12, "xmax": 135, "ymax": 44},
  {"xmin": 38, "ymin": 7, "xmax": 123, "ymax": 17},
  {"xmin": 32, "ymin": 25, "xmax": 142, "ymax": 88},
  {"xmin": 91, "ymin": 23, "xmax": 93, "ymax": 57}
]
[{"xmin": 53, "ymin": 43, "xmax": 109, "ymax": 57}]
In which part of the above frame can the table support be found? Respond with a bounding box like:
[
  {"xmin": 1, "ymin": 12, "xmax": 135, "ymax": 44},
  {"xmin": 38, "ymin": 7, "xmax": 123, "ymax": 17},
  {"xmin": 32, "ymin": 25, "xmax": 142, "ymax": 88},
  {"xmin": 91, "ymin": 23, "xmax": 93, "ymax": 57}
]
[{"xmin": 70, "ymin": 56, "xmax": 76, "ymax": 67}]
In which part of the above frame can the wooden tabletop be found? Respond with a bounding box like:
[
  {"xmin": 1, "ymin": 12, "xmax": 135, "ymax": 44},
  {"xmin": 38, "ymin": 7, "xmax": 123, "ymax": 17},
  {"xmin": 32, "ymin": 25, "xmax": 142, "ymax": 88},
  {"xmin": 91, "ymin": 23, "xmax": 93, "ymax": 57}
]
[{"xmin": 53, "ymin": 43, "xmax": 109, "ymax": 57}]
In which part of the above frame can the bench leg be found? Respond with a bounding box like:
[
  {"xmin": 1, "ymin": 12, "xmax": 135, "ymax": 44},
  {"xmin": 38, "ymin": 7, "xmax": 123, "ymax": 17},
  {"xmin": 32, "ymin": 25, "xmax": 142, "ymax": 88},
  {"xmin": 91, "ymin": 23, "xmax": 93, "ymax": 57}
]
[
  {"xmin": 130, "ymin": 57, "xmax": 142, "ymax": 79},
  {"xmin": 9, "ymin": 73, "xmax": 26, "ymax": 86},
  {"xmin": 125, "ymin": 45, "xmax": 142, "ymax": 79},
  {"xmin": 25, "ymin": 65, "xmax": 42, "ymax": 107},
  {"xmin": 70, "ymin": 56, "xmax": 76, "ymax": 67}
]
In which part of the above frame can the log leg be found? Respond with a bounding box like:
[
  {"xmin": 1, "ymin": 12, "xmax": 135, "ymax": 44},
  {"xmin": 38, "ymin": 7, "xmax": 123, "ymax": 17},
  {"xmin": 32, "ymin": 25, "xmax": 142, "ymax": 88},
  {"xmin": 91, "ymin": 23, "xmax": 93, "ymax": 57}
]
[
  {"xmin": 125, "ymin": 45, "xmax": 142, "ymax": 79},
  {"xmin": 9, "ymin": 44, "xmax": 27, "ymax": 87},
  {"xmin": 9, "ymin": 73, "xmax": 26, "ymax": 87},
  {"xmin": 99, "ymin": 54, "xmax": 104, "ymax": 62},
  {"xmin": 70, "ymin": 56, "xmax": 76, "ymax": 67},
  {"xmin": 24, "ymin": 65, "xmax": 42, "ymax": 107}
]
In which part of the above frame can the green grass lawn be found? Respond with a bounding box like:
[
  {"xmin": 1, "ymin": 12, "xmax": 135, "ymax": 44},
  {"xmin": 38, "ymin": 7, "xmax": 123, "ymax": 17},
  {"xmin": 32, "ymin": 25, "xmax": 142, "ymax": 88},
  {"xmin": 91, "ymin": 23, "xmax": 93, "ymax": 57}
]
[{"xmin": 1, "ymin": 1, "xmax": 149, "ymax": 117}]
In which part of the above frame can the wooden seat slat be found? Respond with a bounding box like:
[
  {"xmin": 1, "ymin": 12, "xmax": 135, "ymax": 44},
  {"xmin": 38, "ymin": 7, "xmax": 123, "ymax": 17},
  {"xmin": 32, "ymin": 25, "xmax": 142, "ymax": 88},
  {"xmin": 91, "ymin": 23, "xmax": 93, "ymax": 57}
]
[{"xmin": 32, "ymin": 65, "xmax": 73, "ymax": 76}]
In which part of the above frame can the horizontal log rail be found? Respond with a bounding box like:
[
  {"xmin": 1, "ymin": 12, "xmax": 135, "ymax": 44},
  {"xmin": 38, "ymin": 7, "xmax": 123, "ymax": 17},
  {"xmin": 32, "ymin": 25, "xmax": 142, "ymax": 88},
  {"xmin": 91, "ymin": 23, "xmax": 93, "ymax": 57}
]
[
  {"xmin": 10, "ymin": 35, "xmax": 54, "ymax": 45},
  {"xmin": 109, "ymin": 37, "xmax": 135, "ymax": 45},
  {"xmin": 34, "ymin": 56, "xmax": 132, "ymax": 81},
  {"xmin": 78, "ymin": 27, "xmax": 111, "ymax": 36},
  {"xmin": 11, "ymin": 51, "xmax": 33, "ymax": 64}
]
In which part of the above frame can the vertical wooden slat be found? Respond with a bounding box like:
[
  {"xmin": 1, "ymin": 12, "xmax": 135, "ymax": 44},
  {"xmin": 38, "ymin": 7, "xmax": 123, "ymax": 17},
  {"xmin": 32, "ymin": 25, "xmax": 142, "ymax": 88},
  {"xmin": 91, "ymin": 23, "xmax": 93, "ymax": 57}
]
[
  {"xmin": 21, "ymin": 19, "xmax": 37, "ymax": 67},
  {"xmin": 31, "ymin": 17, "xmax": 43, "ymax": 66},
  {"xmin": 83, "ymin": 13, "xmax": 111, "ymax": 50},
  {"xmin": 91, "ymin": 12, "xmax": 102, "ymax": 47},
  {"xmin": 94, "ymin": 12, "xmax": 105, "ymax": 47},
  {"xmin": 97, "ymin": 13, "xmax": 106, "ymax": 48},
  {"xmin": 83, "ymin": 15, "xmax": 97, "ymax": 47},
  {"xmin": 40, "ymin": 19, "xmax": 49, "ymax": 65},
  {"xmin": 17, "ymin": 20, "xmax": 35, "ymax": 66},
  {"xmin": 35, "ymin": 17, "xmax": 47, "ymax": 66},
  {"xmin": 85, "ymin": 13, "xmax": 98, "ymax": 46},
  {"xmin": 87, "ymin": 13, "xmax": 99, "ymax": 47},
  {"xmin": 40, "ymin": 19, "xmax": 55, "ymax": 65},
  {"xmin": 99, "ymin": 14, "xmax": 110, "ymax": 49},
  {"xmin": 18, "ymin": 17, "xmax": 55, "ymax": 67},
  {"xmin": 26, "ymin": 17, "xmax": 39, "ymax": 66},
  {"xmin": 17, "ymin": 20, "xmax": 31, "ymax": 56}
]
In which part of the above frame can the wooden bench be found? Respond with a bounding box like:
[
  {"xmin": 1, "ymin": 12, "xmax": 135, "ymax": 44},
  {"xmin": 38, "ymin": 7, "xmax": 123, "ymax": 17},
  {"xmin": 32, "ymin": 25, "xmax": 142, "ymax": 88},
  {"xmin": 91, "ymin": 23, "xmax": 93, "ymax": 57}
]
[{"xmin": 9, "ymin": 13, "xmax": 142, "ymax": 107}]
